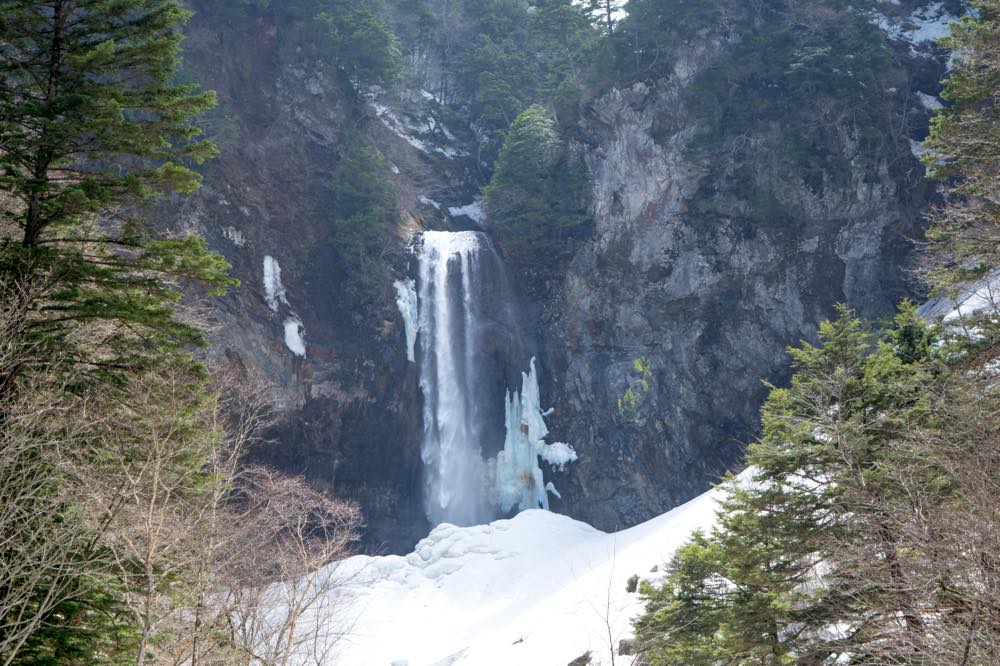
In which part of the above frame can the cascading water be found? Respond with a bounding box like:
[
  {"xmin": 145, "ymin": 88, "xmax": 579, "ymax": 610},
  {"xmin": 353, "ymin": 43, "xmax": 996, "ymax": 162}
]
[
  {"xmin": 400, "ymin": 229, "xmax": 577, "ymax": 528},
  {"xmin": 417, "ymin": 231, "xmax": 504, "ymax": 526}
]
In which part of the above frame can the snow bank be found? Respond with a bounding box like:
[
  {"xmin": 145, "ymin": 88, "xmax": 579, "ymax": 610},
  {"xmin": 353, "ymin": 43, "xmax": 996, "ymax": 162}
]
[
  {"xmin": 317, "ymin": 477, "xmax": 739, "ymax": 666},
  {"xmin": 448, "ymin": 202, "xmax": 485, "ymax": 225},
  {"xmin": 919, "ymin": 271, "xmax": 1000, "ymax": 323},
  {"xmin": 283, "ymin": 317, "xmax": 306, "ymax": 358}
]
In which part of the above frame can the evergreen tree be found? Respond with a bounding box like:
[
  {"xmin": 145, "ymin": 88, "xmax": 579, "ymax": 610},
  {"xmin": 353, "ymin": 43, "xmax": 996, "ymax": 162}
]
[
  {"xmin": 0, "ymin": 2, "xmax": 229, "ymax": 660},
  {"xmin": 0, "ymin": 0, "xmax": 231, "ymax": 395},
  {"xmin": 634, "ymin": 306, "xmax": 943, "ymax": 664},
  {"xmin": 923, "ymin": 0, "xmax": 1000, "ymax": 341},
  {"xmin": 484, "ymin": 105, "xmax": 591, "ymax": 280},
  {"xmin": 313, "ymin": 0, "xmax": 402, "ymax": 89},
  {"xmin": 583, "ymin": 0, "xmax": 623, "ymax": 35},
  {"xmin": 446, "ymin": 0, "xmax": 597, "ymax": 137},
  {"xmin": 325, "ymin": 136, "xmax": 397, "ymax": 305}
]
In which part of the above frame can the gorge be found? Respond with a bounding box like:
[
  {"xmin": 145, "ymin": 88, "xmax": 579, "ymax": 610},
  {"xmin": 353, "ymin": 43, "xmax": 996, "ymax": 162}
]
[
  {"xmin": 8, "ymin": 0, "xmax": 1000, "ymax": 663},
  {"xmin": 163, "ymin": 0, "xmax": 960, "ymax": 551}
]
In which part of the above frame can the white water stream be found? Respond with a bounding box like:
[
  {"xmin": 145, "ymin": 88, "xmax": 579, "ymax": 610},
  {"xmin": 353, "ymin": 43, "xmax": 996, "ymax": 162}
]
[
  {"xmin": 396, "ymin": 230, "xmax": 576, "ymax": 527},
  {"xmin": 417, "ymin": 231, "xmax": 495, "ymax": 526}
]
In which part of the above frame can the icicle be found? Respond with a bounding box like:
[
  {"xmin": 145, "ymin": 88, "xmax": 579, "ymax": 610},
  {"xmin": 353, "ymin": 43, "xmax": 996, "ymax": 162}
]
[
  {"xmin": 495, "ymin": 358, "xmax": 578, "ymax": 513},
  {"xmin": 393, "ymin": 278, "xmax": 418, "ymax": 363},
  {"xmin": 262, "ymin": 255, "xmax": 288, "ymax": 312}
]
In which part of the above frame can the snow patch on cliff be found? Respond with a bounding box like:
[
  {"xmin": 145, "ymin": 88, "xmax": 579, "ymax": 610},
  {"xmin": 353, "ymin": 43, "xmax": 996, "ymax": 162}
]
[
  {"xmin": 448, "ymin": 202, "xmax": 485, "ymax": 225},
  {"xmin": 262, "ymin": 255, "xmax": 289, "ymax": 312},
  {"xmin": 916, "ymin": 91, "xmax": 943, "ymax": 111},
  {"xmin": 871, "ymin": 2, "xmax": 959, "ymax": 57},
  {"xmin": 283, "ymin": 317, "xmax": 306, "ymax": 358},
  {"xmin": 263, "ymin": 256, "xmax": 307, "ymax": 358},
  {"xmin": 417, "ymin": 194, "xmax": 441, "ymax": 210},
  {"xmin": 919, "ymin": 272, "xmax": 1000, "ymax": 323},
  {"xmin": 223, "ymin": 226, "xmax": 247, "ymax": 247},
  {"xmin": 370, "ymin": 100, "xmax": 468, "ymax": 160}
]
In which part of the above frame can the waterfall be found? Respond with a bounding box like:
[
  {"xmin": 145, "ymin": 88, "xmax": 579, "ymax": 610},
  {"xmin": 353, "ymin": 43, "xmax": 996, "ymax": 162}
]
[
  {"xmin": 417, "ymin": 231, "xmax": 501, "ymax": 526},
  {"xmin": 407, "ymin": 230, "xmax": 577, "ymax": 527}
]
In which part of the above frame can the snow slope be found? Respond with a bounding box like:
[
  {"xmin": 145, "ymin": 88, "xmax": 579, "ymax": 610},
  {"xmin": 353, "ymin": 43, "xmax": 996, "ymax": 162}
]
[
  {"xmin": 918, "ymin": 271, "xmax": 1000, "ymax": 324},
  {"xmin": 322, "ymin": 480, "xmax": 733, "ymax": 666}
]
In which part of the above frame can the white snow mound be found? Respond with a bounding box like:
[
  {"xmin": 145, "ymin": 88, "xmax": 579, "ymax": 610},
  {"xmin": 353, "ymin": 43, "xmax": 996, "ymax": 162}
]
[{"xmin": 320, "ymin": 479, "xmax": 735, "ymax": 666}]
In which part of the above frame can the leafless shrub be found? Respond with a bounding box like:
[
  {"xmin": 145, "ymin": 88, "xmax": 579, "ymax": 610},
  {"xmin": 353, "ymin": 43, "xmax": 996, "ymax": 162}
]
[
  {"xmin": 820, "ymin": 369, "xmax": 1000, "ymax": 665},
  {"xmin": 0, "ymin": 287, "xmax": 111, "ymax": 664},
  {"xmin": 222, "ymin": 466, "xmax": 363, "ymax": 666}
]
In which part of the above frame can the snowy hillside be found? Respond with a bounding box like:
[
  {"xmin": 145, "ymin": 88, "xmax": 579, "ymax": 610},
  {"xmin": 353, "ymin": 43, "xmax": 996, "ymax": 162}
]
[{"xmin": 317, "ymin": 479, "xmax": 735, "ymax": 666}]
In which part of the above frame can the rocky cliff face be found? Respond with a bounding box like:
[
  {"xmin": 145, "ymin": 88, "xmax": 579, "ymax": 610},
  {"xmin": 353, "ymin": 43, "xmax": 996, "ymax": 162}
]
[
  {"xmin": 166, "ymin": 0, "xmax": 958, "ymax": 550},
  {"xmin": 536, "ymin": 1, "xmax": 958, "ymax": 530},
  {"xmin": 164, "ymin": 4, "xmax": 473, "ymax": 551}
]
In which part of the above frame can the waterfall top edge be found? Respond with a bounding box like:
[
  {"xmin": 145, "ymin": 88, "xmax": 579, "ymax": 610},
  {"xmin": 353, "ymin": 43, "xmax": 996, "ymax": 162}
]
[{"xmin": 421, "ymin": 229, "xmax": 484, "ymax": 256}]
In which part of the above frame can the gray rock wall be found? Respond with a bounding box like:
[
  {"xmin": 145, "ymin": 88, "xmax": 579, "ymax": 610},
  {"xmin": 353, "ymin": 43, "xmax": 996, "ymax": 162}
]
[{"xmin": 537, "ymin": 3, "xmax": 950, "ymax": 530}]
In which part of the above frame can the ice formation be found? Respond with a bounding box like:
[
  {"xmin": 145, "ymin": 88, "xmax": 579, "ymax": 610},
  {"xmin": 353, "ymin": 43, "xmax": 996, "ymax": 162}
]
[
  {"xmin": 495, "ymin": 358, "xmax": 578, "ymax": 513},
  {"xmin": 263, "ymin": 255, "xmax": 306, "ymax": 357},
  {"xmin": 262, "ymin": 255, "xmax": 288, "ymax": 312},
  {"xmin": 394, "ymin": 279, "xmax": 419, "ymax": 363},
  {"xmin": 283, "ymin": 317, "xmax": 306, "ymax": 358}
]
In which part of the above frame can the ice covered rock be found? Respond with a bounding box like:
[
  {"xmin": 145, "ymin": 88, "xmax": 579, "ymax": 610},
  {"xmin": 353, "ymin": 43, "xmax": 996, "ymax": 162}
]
[
  {"xmin": 394, "ymin": 278, "xmax": 419, "ymax": 362},
  {"xmin": 262, "ymin": 255, "xmax": 288, "ymax": 312},
  {"xmin": 447, "ymin": 202, "xmax": 485, "ymax": 225},
  {"xmin": 283, "ymin": 317, "xmax": 306, "ymax": 358},
  {"xmin": 495, "ymin": 358, "xmax": 578, "ymax": 513}
]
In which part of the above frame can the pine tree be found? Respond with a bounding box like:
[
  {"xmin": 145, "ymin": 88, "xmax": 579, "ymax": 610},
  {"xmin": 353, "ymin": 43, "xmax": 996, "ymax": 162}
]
[
  {"xmin": 583, "ymin": 0, "xmax": 622, "ymax": 35},
  {"xmin": 483, "ymin": 105, "xmax": 591, "ymax": 276},
  {"xmin": 921, "ymin": 0, "xmax": 1000, "ymax": 344},
  {"xmin": 634, "ymin": 306, "xmax": 943, "ymax": 664},
  {"xmin": 0, "ymin": 0, "xmax": 232, "ymax": 396},
  {"xmin": 0, "ymin": 2, "xmax": 230, "ymax": 661},
  {"xmin": 314, "ymin": 0, "xmax": 402, "ymax": 88},
  {"xmin": 326, "ymin": 135, "xmax": 397, "ymax": 304}
]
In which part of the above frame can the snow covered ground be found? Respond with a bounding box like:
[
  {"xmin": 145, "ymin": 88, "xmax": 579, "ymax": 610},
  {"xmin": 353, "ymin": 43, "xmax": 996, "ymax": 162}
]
[
  {"xmin": 918, "ymin": 271, "xmax": 1000, "ymax": 324},
  {"xmin": 870, "ymin": 1, "xmax": 960, "ymax": 58},
  {"xmin": 319, "ymin": 480, "xmax": 732, "ymax": 666}
]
